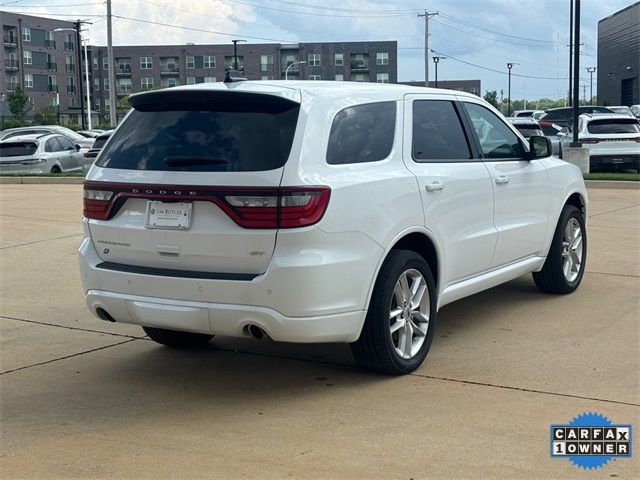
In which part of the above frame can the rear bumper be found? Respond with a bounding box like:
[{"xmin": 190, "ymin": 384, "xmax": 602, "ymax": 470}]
[
  {"xmin": 589, "ymin": 154, "xmax": 640, "ymax": 170},
  {"xmin": 86, "ymin": 289, "xmax": 364, "ymax": 343}
]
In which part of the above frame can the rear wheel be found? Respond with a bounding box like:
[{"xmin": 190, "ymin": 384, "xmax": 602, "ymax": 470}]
[
  {"xmin": 142, "ymin": 326, "xmax": 213, "ymax": 348},
  {"xmin": 351, "ymin": 250, "xmax": 437, "ymax": 375},
  {"xmin": 50, "ymin": 165, "xmax": 61, "ymax": 174},
  {"xmin": 533, "ymin": 204, "xmax": 586, "ymax": 294}
]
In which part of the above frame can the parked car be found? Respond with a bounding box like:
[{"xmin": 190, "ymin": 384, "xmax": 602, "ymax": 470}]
[
  {"xmin": 0, "ymin": 133, "xmax": 85, "ymax": 174},
  {"xmin": 606, "ymin": 106, "xmax": 635, "ymax": 117},
  {"xmin": 506, "ymin": 117, "xmax": 544, "ymax": 139},
  {"xmin": 631, "ymin": 105, "xmax": 640, "ymax": 118},
  {"xmin": 538, "ymin": 106, "xmax": 615, "ymax": 136},
  {"xmin": 0, "ymin": 125, "xmax": 94, "ymax": 148},
  {"xmin": 558, "ymin": 113, "xmax": 640, "ymax": 172},
  {"xmin": 78, "ymin": 129, "xmax": 104, "ymax": 138},
  {"xmin": 79, "ymin": 81, "xmax": 588, "ymax": 375},
  {"xmin": 512, "ymin": 109, "xmax": 545, "ymax": 120},
  {"xmin": 83, "ymin": 130, "xmax": 112, "ymax": 172}
]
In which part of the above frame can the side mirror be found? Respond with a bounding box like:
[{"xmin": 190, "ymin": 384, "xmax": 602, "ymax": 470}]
[
  {"xmin": 529, "ymin": 135, "xmax": 551, "ymax": 159},
  {"xmin": 75, "ymin": 144, "xmax": 81, "ymax": 151}
]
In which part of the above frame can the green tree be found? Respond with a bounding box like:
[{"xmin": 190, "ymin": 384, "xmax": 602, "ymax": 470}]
[
  {"xmin": 32, "ymin": 106, "xmax": 58, "ymax": 125},
  {"xmin": 118, "ymin": 96, "xmax": 129, "ymax": 109},
  {"xmin": 7, "ymin": 86, "xmax": 30, "ymax": 123},
  {"xmin": 483, "ymin": 90, "xmax": 499, "ymax": 109}
]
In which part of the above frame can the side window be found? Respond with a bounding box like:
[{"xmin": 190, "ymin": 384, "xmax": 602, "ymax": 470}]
[
  {"xmin": 326, "ymin": 102, "xmax": 396, "ymax": 165},
  {"xmin": 45, "ymin": 137, "xmax": 62, "ymax": 152},
  {"xmin": 412, "ymin": 100, "xmax": 471, "ymax": 161},
  {"xmin": 57, "ymin": 136, "xmax": 75, "ymax": 150},
  {"xmin": 464, "ymin": 103, "xmax": 525, "ymax": 159}
]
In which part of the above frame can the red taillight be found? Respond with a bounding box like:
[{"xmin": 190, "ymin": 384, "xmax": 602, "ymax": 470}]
[
  {"xmin": 82, "ymin": 183, "xmax": 330, "ymax": 229},
  {"xmin": 633, "ymin": 136, "xmax": 640, "ymax": 143},
  {"xmin": 581, "ymin": 138, "xmax": 601, "ymax": 144}
]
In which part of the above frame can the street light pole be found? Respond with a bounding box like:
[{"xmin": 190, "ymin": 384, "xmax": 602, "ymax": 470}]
[
  {"xmin": 432, "ymin": 56, "xmax": 446, "ymax": 88},
  {"xmin": 74, "ymin": 21, "xmax": 85, "ymax": 129},
  {"xmin": 285, "ymin": 60, "xmax": 306, "ymax": 80},
  {"xmin": 82, "ymin": 36, "xmax": 92, "ymax": 129},
  {"xmin": 231, "ymin": 39, "xmax": 246, "ymax": 70},
  {"xmin": 506, "ymin": 63, "xmax": 518, "ymax": 116},
  {"xmin": 586, "ymin": 66, "xmax": 596, "ymax": 105}
]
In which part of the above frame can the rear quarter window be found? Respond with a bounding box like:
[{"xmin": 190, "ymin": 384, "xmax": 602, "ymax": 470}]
[
  {"xmin": 96, "ymin": 92, "xmax": 300, "ymax": 172},
  {"xmin": 326, "ymin": 101, "xmax": 396, "ymax": 165},
  {"xmin": 0, "ymin": 142, "xmax": 38, "ymax": 157}
]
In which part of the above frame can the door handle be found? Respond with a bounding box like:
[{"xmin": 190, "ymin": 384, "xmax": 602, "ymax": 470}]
[
  {"xmin": 425, "ymin": 182, "xmax": 444, "ymax": 192},
  {"xmin": 495, "ymin": 175, "xmax": 510, "ymax": 185}
]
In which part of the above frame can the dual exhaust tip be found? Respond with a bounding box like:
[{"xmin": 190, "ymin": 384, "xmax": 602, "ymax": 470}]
[{"xmin": 96, "ymin": 306, "xmax": 268, "ymax": 341}]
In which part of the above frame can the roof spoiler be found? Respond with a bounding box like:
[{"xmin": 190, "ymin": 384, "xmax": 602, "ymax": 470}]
[{"xmin": 224, "ymin": 69, "xmax": 247, "ymax": 83}]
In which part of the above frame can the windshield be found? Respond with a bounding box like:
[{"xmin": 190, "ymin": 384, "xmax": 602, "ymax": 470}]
[
  {"xmin": 0, "ymin": 141, "xmax": 38, "ymax": 157},
  {"xmin": 587, "ymin": 119, "xmax": 640, "ymax": 134}
]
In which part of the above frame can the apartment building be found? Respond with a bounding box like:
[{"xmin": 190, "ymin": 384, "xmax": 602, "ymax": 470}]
[
  {"xmin": 88, "ymin": 41, "xmax": 397, "ymax": 120},
  {"xmin": 1, "ymin": 11, "xmax": 84, "ymax": 121}
]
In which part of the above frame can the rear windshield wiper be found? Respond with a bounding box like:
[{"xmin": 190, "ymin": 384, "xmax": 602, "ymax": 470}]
[{"xmin": 163, "ymin": 156, "xmax": 229, "ymax": 167}]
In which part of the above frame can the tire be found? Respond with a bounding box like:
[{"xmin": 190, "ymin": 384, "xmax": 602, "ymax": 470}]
[
  {"xmin": 142, "ymin": 326, "xmax": 213, "ymax": 348},
  {"xmin": 50, "ymin": 165, "xmax": 62, "ymax": 174},
  {"xmin": 351, "ymin": 249, "xmax": 437, "ymax": 375},
  {"xmin": 533, "ymin": 204, "xmax": 586, "ymax": 294}
]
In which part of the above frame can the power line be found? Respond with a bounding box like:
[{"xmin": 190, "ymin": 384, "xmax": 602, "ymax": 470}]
[
  {"xmin": 3, "ymin": 1, "xmax": 103, "ymax": 6},
  {"xmin": 268, "ymin": 0, "xmax": 419, "ymax": 14},
  {"xmin": 222, "ymin": 0, "xmax": 414, "ymax": 18}
]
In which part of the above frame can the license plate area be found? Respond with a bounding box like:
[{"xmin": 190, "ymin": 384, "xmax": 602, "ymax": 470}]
[{"xmin": 145, "ymin": 201, "xmax": 192, "ymax": 230}]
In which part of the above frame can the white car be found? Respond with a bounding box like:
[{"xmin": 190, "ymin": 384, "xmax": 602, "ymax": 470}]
[
  {"xmin": 512, "ymin": 109, "xmax": 545, "ymax": 120},
  {"xmin": 607, "ymin": 106, "xmax": 635, "ymax": 117},
  {"xmin": 79, "ymin": 81, "xmax": 588, "ymax": 374},
  {"xmin": 558, "ymin": 113, "xmax": 640, "ymax": 172},
  {"xmin": 0, "ymin": 133, "xmax": 86, "ymax": 174},
  {"xmin": 0, "ymin": 125, "xmax": 94, "ymax": 149}
]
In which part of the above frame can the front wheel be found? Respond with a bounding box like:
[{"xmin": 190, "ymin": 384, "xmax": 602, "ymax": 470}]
[
  {"xmin": 143, "ymin": 326, "xmax": 213, "ymax": 348},
  {"xmin": 533, "ymin": 204, "xmax": 586, "ymax": 294},
  {"xmin": 351, "ymin": 250, "xmax": 437, "ymax": 375}
]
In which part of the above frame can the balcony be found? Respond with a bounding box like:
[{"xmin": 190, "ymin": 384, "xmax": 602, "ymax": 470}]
[
  {"xmin": 4, "ymin": 59, "xmax": 18, "ymax": 70},
  {"xmin": 160, "ymin": 64, "xmax": 180, "ymax": 75},
  {"xmin": 3, "ymin": 34, "xmax": 17, "ymax": 46},
  {"xmin": 67, "ymin": 86, "xmax": 75, "ymax": 94},
  {"xmin": 45, "ymin": 39, "xmax": 56, "ymax": 49},
  {"xmin": 350, "ymin": 61, "xmax": 369, "ymax": 71},
  {"xmin": 65, "ymin": 64, "xmax": 75, "ymax": 73},
  {"xmin": 46, "ymin": 62, "xmax": 57, "ymax": 70},
  {"xmin": 116, "ymin": 65, "xmax": 132, "ymax": 75},
  {"xmin": 48, "ymin": 84, "xmax": 58, "ymax": 92},
  {"xmin": 64, "ymin": 41, "xmax": 74, "ymax": 51}
]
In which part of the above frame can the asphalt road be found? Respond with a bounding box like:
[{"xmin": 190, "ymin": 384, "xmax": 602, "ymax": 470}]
[{"xmin": 1, "ymin": 184, "xmax": 638, "ymax": 479}]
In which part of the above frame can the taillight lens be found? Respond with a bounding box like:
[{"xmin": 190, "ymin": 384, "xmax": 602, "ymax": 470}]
[
  {"xmin": 83, "ymin": 188, "xmax": 114, "ymax": 220},
  {"xmin": 633, "ymin": 136, "xmax": 640, "ymax": 143},
  {"xmin": 83, "ymin": 183, "xmax": 330, "ymax": 229}
]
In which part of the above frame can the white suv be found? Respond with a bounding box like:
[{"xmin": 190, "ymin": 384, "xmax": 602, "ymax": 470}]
[{"xmin": 79, "ymin": 81, "xmax": 588, "ymax": 374}]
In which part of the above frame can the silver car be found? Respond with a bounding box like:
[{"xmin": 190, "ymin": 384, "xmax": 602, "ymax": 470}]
[
  {"xmin": 0, "ymin": 125, "xmax": 94, "ymax": 149},
  {"xmin": 0, "ymin": 134, "xmax": 86, "ymax": 174}
]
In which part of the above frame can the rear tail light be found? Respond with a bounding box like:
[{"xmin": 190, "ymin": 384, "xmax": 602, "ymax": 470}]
[
  {"xmin": 633, "ymin": 136, "xmax": 640, "ymax": 143},
  {"xmin": 83, "ymin": 183, "xmax": 330, "ymax": 229}
]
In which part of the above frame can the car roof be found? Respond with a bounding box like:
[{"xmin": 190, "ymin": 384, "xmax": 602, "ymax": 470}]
[
  {"xmin": 579, "ymin": 113, "xmax": 638, "ymax": 121},
  {"xmin": 129, "ymin": 80, "xmax": 482, "ymax": 105},
  {"xmin": 0, "ymin": 133, "xmax": 57, "ymax": 143}
]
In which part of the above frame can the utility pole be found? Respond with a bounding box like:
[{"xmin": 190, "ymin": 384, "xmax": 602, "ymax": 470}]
[
  {"xmin": 417, "ymin": 11, "xmax": 438, "ymax": 86},
  {"xmin": 75, "ymin": 20, "xmax": 85, "ymax": 129},
  {"xmin": 107, "ymin": 0, "xmax": 117, "ymax": 127},
  {"xmin": 586, "ymin": 66, "xmax": 596, "ymax": 105},
  {"xmin": 581, "ymin": 84, "xmax": 587, "ymax": 105},
  {"xmin": 506, "ymin": 63, "xmax": 518, "ymax": 116},
  {"xmin": 568, "ymin": 0, "xmax": 573, "ymax": 107},
  {"xmin": 571, "ymin": 0, "xmax": 581, "ymax": 147}
]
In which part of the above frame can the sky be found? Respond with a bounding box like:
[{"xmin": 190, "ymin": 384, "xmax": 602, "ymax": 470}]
[{"xmin": 1, "ymin": 0, "xmax": 636, "ymax": 100}]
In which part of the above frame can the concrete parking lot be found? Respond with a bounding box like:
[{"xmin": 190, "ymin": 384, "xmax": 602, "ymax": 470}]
[{"xmin": 1, "ymin": 183, "xmax": 638, "ymax": 479}]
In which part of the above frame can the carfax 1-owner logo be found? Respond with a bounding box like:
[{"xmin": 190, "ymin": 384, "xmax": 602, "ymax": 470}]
[{"xmin": 550, "ymin": 412, "xmax": 633, "ymax": 470}]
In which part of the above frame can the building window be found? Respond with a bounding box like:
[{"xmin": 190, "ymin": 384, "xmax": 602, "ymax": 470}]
[
  {"xmin": 260, "ymin": 55, "xmax": 273, "ymax": 72},
  {"xmin": 261, "ymin": 76, "xmax": 274, "ymax": 80},
  {"xmin": 22, "ymin": 27, "xmax": 31, "ymax": 42},
  {"xmin": 93, "ymin": 57, "xmax": 98, "ymax": 69},
  {"xmin": 141, "ymin": 77, "xmax": 154, "ymax": 90},
  {"xmin": 376, "ymin": 52, "xmax": 389, "ymax": 65},
  {"xmin": 335, "ymin": 53, "xmax": 343, "ymax": 66},
  {"xmin": 105, "ymin": 102, "xmax": 110, "ymax": 111},
  {"xmin": 94, "ymin": 78, "xmax": 100, "ymax": 90},
  {"xmin": 103, "ymin": 57, "xmax": 109, "ymax": 70},
  {"xmin": 68, "ymin": 97, "xmax": 76, "ymax": 108},
  {"xmin": 204, "ymin": 76, "xmax": 216, "ymax": 83},
  {"xmin": 469, "ymin": 87, "xmax": 480, "ymax": 96},
  {"xmin": 203, "ymin": 56, "xmax": 215, "ymax": 68},
  {"xmin": 104, "ymin": 77, "xmax": 110, "ymax": 91},
  {"xmin": 67, "ymin": 76, "xmax": 75, "ymax": 93},
  {"xmin": 23, "ymin": 50, "xmax": 32, "ymax": 65},
  {"xmin": 24, "ymin": 74, "xmax": 33, "ymax": 88},
  {"xmin": 47, "ymin": 75, "xmax": 57, "ymax": 92},
  {"xmin": 161, "ymin": 78, "xmax": 177, "ymax": 88},
  {"xmin": 335, "ymin": 74, "xmax": 344, "ymax": 81},
  {"xmin": 65, "ymin": 54, "xmax": 74, "ymax": 72},
  {"xmin": 140, "ymin": 56, "xmax": 152, "ymax": 69},
  {"xmin": 186, "ymin": 56, "xmax": 195, "ymax": 69},
  {"xmin": 353, "ymin": 73, "xmax": 366, "ymax": 82},
  {"xmin": 65, "ymin": 33, "xmax": 74, "ymax": 51},
  {"xmin": 95, "ymin": 99, "xmax": 100, "ymax": 110},
  {"xmin": 308, "ymin": 53, "xmax": 320, "ymax": 67},
  {"xmin": 187, "ymin": 77, "xmax": 196, "ymax": 85},
  {"xmin": 310, "ymin": 75, "xmax": 321, "ymax": 80},
  {"xmin": 224, "ymin": 56, "xmax": 244, "ymax": 70},
  {"xmin": 376, "ymin": 73, "xmax": 389, "ymax": 83},
  {"xmin": 49, "ymin": 97, "xmax": 58, "ymax": 107}
]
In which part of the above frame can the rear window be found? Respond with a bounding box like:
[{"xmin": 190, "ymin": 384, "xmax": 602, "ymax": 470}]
[
  {"xmin": 514, "ymin": 126, "xmax": 542, "ymax": 137},
  {"xmin": 92, "ymin": 135, "xmax": 110, "ymax": 150},
  {"xmin": 96, "ymin": 91, "xmax": 300, "ymax": 172},
  {"xmin": 587, "ymin": 119, "xmax": 640, "ymax": 134},
  {"xmin": 0, "ymin": 141, "xmax": 38, "ymax": 157},
  {"xmin": 326, "ymin": 102, "xmax": 396, "ymax": 165}
]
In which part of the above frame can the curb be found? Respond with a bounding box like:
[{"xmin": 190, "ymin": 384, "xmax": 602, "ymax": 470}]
[
  {"xmin": 0, "ymin": 176, "xmax": 84, "ymax": 184},
  {"xmin": 585, "ymin": 180, "xmax": 639, "ymax": 190}
]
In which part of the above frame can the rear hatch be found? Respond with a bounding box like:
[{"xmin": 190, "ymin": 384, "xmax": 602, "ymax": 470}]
[
  {"xmin": 582, "ymin": 118, "xmax": 640, "ymax": 154},
  {"xmin": 84, "ymin": 87, "xmax": 305, "ymax": 276}
]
